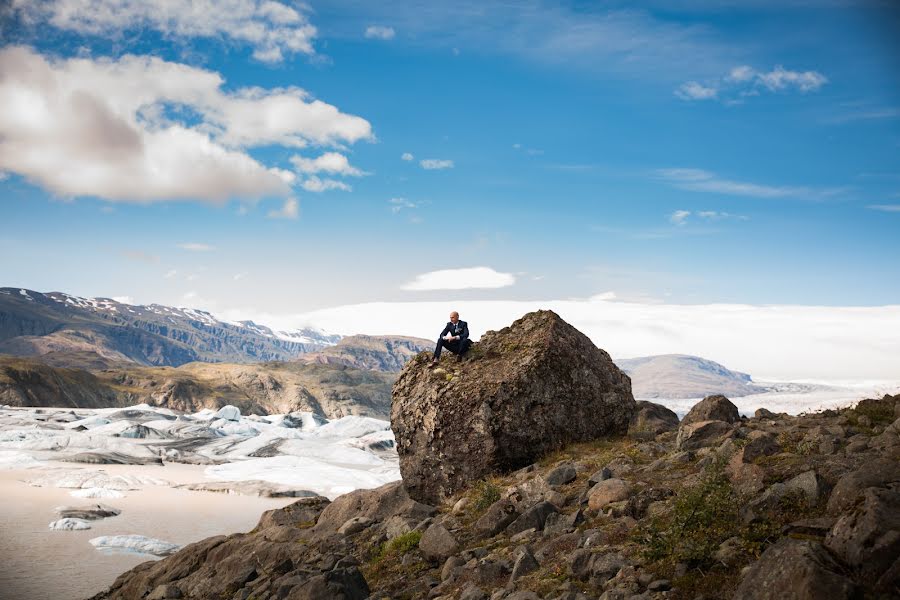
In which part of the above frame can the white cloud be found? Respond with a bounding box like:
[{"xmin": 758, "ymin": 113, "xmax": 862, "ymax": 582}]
[
  {"xmin": 300, "ymin": 177, "xmax": 351, "ymax": 192},
  {"xmin": 0, "ymin": 46, "xmax": 371, "ymax": 203},
  {"xmin": 233, "ymin": 272, "xmax": 248, "ymax": 281},
  {"xmin": 365, "ymin": 25, "xmax": 395, "ymax": 40},
  {"xmin": 290, "ymin": 152, "xmax": 365, "ymax": 176},
  {"xmin": 389, "ymin": 197, "xmax": 418, "ymax": 213},
  {"xmin": 867, "ymin": 204, "xmax": 900, "ymax": 212},
  {"xmin": 677, "ymin": 65, "xmax": 827, "ymax": 102},
  {"xmin": 12, "ymin": 0, "xmax": 318, "ymax": 63},
  {"xmin": 112, "ymin": 295, "xmax": 135, "ymax": 304},
  {"xmin": 267, "ymin": 198, "xmax": 299, "ymax": 219},
  {"xmin": 401, "ymin": 152, "xmax": 414, "ymax": 161},
  {"xmin": 656, "ymin": 168, "xmax": 837, "ymax": 199},
  {"xmin": 164, "ymin": 269, "xmax": 178, "ymax": 279},
  {"xmin": 669, "ymin": 210, "xmax": 691, "ymax": 225},
  {"xmin": 401, "ymin": 267, "xmax": 516, "ymax": 291},
  {"xmin": 675, "ymin": 82, "xmax": 717, "ymax": 101},
  {"xmin": 697, "ymin": 210, "xmax": 748, "ymax": 221},
  {"xmin": 254, "ymin": 297, "xmax": 900, "ymax": 381},
  {"xmin": 756, "ymin": 65, "xmax": 827, "ymax": 92},
  {"xmin": 177, "ymin": 243, "xmax": 215, "ymax": 252},
  {"xmin": 420, "ymin": 159, "xmax": 454, "ymax": 170}
]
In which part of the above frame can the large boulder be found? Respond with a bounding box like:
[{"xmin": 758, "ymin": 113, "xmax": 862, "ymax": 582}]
[
  {"xmin": 681, "ymin": 394, "xmax": 740, "ymax": 426},
  {"xmin": 628, "ymin": 401, "xmax": 679, "ymax": 435},
  {"xmin": 391, "ymin": 310, "xmax": 635, "ymax": 504},
  {"xmin": 733, "ymin": 538, "xmax": 858, "ymax": 600}
]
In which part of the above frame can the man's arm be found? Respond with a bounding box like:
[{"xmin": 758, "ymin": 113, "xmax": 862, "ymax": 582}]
[
  {"xmin": 458, "ymin": 321, "xmax": 469, "ymax": 342},
  {"xmin": 439, "ymin": 323, "xmax": 451, "ymax": 338}
]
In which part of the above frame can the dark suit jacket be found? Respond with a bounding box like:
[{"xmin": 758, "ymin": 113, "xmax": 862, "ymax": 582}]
[{"xmin": 439, "ymin": 320, "xmax": 469, "ymax": 342}]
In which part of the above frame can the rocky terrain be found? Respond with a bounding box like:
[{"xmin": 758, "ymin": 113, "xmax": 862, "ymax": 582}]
[
  {"xmin": 0, "ymin": 356, "xmax": 395, "ymax": 419},
  {"xmin": 614, "ymin": 355, "xmax": 769, "ymax": 400},
  {"xmin": 88, "ymin": 311, "xmax": 900, "ymax": 600},
  {"xmin": 0, "ymin": 288, "xmax": 339, "ymax": 367}
]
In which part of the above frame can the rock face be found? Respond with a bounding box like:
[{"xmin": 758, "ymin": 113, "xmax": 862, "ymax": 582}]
[{"xmin": 391, "ymin": 310, "xmax": 635, "ymax": 504}]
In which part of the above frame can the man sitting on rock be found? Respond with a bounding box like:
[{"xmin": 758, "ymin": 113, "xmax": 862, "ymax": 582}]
[{"xmin": 429, "ymin": 311, "xmax": 470, "ymax": 367}]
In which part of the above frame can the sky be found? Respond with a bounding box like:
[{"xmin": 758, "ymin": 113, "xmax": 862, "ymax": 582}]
[{"xmin": 1, "ymin": 1, "xmax": 899, "ymax": 379}]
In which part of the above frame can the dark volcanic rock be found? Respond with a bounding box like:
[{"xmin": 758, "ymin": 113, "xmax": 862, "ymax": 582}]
[
  {"xmin": 826, "ymin": 485, "xmax": 900, "ymax": 583},
  {"xmin": 391, "ymin": 310, "xmax": 635, "ymax": 504},
  {"xmin": 681, "ymin": 394, "xmax": 740, "ymax": 426},
  {"xmin": 733, "ymin": 538, "xmax": 858, "ymax": 600},
  {"xmin": 628, "ymin": 400, "xmax": 679, "ymax": 435}
]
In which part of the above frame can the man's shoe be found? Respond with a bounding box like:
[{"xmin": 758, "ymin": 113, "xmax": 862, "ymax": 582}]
[
  {"xmin": 456, "ymin": 353, "xmax": 464, "ymax": 363},
  {"xmin": 427, "ymin": 360, "xmax": 438, "ymax": 369}
]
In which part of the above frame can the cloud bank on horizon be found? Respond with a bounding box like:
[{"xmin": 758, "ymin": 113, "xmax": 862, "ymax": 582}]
[{"xmin": 228, "ymin": 297, "xmax": 900, "ymax": 383}]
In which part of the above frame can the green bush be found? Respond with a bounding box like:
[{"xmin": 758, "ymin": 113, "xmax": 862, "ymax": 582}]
[
  {"xmin": 636, "ymin": 459, "xmax": 739, "ymax": 567},
  {"xmin": 471, "ymin": 480, "xmax": 501, "ymax": 512}
]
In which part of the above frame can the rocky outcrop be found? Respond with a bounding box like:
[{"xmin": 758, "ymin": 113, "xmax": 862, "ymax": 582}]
[
  {"xmin": 88, "ymin": 376, "xmax": 900, "ymax": 600},
  {"xmin": 391, "ymin": 310, "xmax": 635, "ymax": 504}
]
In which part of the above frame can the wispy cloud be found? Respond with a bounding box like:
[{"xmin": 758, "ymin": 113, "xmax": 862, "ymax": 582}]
[
  {"xmin": 121, "ymin": 249, "xmax": 160, "ymax": 263},
  {"xmin": 13, "ymin": 0, "xmax": 318, "ymax": 63},
  {"xmin": 164, "ymin": 270, "xmax": 178, "ymax": 279},
  {"xmin": 388, "ymin": 197, "xmax": 422, "ymax": 213},
  {"xmin": 365, "ymin": 25, "xmax": 395, "ymax": 40},
  {"xmin": 300, "ymin": 177, "xmax": 351, "ymax": 192},
  {"xmin": 267, "ymin": 198, "xmax": 299, "ymax": 219},
  {"xmin": 867, "ymin": 204, "xmax": 900, "ymax": 213},
  {"xmin": 290, "ymin": 152, "xmax": 365, "ymax": 176},
  {"xmin": 669, "ymin": 210, "xmax": 691, "ymax": 226},
  {"xmin": 668, "ymin": 210, "xmax": 749, "ymax": 227},
  {"xmin": 420, "ymin": 159, "xmax": 454, "ymax": 170},
  {"xmin": 675, "ymin": 81, "xmax": 717, "ymax": 100},
  {"xmin": 401, "ymin": 152, "xmax": 414, "ymax": 161},
  {"xmin": 656, "ymin": 168, "xmax": 841, "ymax": 199},
  {"xmin": 401, "ymin": 266, "xmax": 515, "ymax": 291},
  {"xmin": 177, "ymin": 243, "xmax": 215, "ymax": 252},
  {"xmin": 677, "ymin": 65, "xmax": 827, "ymax": 103}
]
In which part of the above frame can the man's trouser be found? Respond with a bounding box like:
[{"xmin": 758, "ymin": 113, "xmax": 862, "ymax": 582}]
[{"xmin": 433, "ymin": 337, "xmax": 470, "ymax": 359}]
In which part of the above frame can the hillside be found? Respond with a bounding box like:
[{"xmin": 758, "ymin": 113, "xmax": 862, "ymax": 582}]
[
  {"xmin": 0, "ymin": 356, "xmax": 395, "ymax": 419},
  {"xmin": 296, "ymin": 334, "xmax": 432, "ymax": 372},
  {"xmin": 616, "ymin": 354, "xmax": 769, "ymax": 399},
  {"xmin": 0, "ymin": 288, "xmax": 339, "ymax": 367}
]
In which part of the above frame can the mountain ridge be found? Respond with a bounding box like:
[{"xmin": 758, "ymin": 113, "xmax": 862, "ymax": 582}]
[{"xmin": 0, "ymin": 287, "xmax": 339, "ymax": 367}]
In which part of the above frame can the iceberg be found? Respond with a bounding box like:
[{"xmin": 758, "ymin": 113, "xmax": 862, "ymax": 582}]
[
  {"xmin": 89, "ymin": 535, "xmax": 182, "ymax": 557},
  {"xmin": 49, "ymin": 518, "xmax": 91, "ymax": 530}
]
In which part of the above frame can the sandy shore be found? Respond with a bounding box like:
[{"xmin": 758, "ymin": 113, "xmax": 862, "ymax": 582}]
[{"xmin": 0, "ymin": 462, "xmax": 296, "ymax": 600}]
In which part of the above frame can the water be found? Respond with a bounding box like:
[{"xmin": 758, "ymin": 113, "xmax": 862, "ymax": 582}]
[{"xmin": 0, "ymin": 462, "xmax": 296, "ymax": 600}]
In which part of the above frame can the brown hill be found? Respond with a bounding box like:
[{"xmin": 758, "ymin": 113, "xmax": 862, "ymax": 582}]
[{"xmin": 0, "ymin": 356, "xmax": 395, "ymax": 419}]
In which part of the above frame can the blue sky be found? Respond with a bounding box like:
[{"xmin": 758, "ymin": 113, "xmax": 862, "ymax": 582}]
[{"xmin": 1, "ymin": 0, "xmax": 899, "ymax": 323}]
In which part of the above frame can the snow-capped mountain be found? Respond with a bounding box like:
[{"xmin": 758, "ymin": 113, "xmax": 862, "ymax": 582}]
[{"xmin": 0, "ymin": 288, "xmax": 340, "ymax": 367}]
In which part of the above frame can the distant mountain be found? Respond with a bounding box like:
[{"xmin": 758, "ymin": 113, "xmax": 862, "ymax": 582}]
[
  {"xmin": 0, "ymin": 355, "xmax": 394, "ymax": 419},
  {"xmin": 295, "ymin": 334, "xmax": 432, "ymax": 372},
  {"xmin": 614, "ymin": 353, "xmax": 769, "ymax": 399},
  {"xmin": 0, "ymin": 288, "xmax": 339, "ymax": 367}
]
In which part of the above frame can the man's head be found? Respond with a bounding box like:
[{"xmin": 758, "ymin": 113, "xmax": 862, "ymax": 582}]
[{"xmin": 449, "ymin": 311, "xmax": 459, "ymax": 323}]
